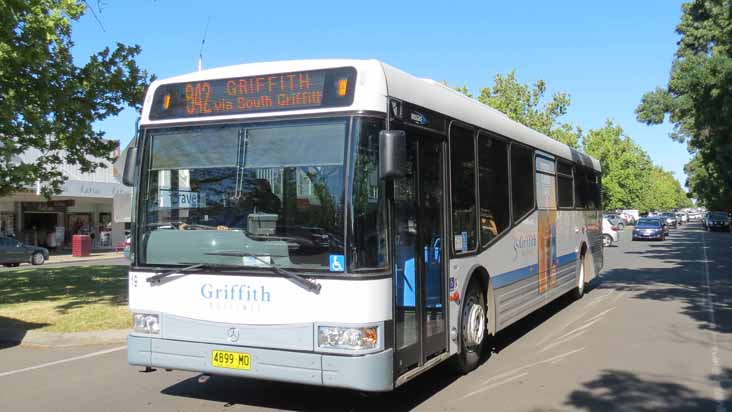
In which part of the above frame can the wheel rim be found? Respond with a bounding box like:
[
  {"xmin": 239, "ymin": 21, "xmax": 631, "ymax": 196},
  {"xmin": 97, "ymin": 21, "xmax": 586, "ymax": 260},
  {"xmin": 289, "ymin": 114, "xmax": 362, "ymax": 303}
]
[
  {"xmin": 463, "ymin": 299, "xmax": 485, "ymax": 350},
  {"xmin": 33, "ymin": 254, "xmax": 43, "ymax": 264},
  {"xmin": 603, "ymin": 235, "xmax": 611, "ymax": 247}
]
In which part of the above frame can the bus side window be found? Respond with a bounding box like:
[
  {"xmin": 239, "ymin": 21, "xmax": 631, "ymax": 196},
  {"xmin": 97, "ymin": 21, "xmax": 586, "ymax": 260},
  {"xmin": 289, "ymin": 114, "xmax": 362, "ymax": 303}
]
[
  {"xmin": 557, "ymin": 160, "xmax": 574, "ymax": 208},
  {"xmin": 478, "ymin": 132, "xmax": 509, "ymax": 246},
  {"xmin": 574, "ymin": 167, "xmax": 587, "ymax": 209},
  {"xmin": 449, "ymin": 124, "xmax": 476, "ymax": 253},
  {"xmin": 510, "ymin": 144, "xmax": 535, "ymax": 222}
]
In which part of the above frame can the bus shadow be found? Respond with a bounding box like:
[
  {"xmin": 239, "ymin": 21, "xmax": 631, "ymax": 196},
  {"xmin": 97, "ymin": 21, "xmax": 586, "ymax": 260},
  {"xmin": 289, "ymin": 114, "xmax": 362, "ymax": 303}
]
[{"xmin": 161, "ymin": 362, "xmax": 462, "ymax": 412}]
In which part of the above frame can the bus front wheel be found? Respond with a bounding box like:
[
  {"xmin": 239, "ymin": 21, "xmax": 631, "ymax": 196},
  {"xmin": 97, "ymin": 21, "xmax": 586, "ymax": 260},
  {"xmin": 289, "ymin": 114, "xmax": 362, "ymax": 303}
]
[{"xmin": 454, "ymin": 280, "xmax": 487, "ymax": 374}]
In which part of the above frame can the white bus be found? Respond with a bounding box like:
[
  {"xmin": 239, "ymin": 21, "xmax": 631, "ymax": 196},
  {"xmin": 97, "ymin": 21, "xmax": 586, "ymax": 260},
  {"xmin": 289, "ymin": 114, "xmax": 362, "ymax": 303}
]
[{"xmin": 124, "ymin": 59, "xmax": 603, "ymax": 392}]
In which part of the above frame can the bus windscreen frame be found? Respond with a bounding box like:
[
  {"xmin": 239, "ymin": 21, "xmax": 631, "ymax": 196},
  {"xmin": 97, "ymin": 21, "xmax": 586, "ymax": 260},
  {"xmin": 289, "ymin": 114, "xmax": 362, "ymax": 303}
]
[{"xmin": 148, "ymin": 67, "xmax": 357, "ymax": 120}]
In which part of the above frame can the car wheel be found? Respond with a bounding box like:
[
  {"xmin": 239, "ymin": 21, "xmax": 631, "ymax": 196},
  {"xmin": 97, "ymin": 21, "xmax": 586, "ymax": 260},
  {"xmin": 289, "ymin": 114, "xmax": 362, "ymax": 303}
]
[
  {"xmin": 453, "ymin": 279, "xmax": 487, "ymax": 374},
  {"xmin": 603, "ymin": 234, "xmax": 613, "ymax": 247},
  {"xmin": 31, "ymin": 252, "xmax": 45, "ymax": 266}
]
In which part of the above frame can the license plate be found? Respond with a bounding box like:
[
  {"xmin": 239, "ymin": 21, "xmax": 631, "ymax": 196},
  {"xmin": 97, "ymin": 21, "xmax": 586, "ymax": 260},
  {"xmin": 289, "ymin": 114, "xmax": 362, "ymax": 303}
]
[{"xmin": 211, "ymin": 350, "xmax": 251, "ymax": 370}]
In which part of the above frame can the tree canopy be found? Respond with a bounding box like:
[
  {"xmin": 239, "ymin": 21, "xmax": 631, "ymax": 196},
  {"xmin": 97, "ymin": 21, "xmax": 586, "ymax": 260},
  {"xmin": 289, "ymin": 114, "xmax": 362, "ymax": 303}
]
[
  {"xmin": 457, "ymin": 71, "xmax": 582, "ymax": 148},
  {"xmin": 456, "ymin": 72, "xmax": 691, "ymax": 212},
  {"xmin": 0, "ymin": 0, "xmax": 153, "ymax": 197},
  {"xmin": 636, "ymin": 0, "xmax": 732, "ymax": 209}
]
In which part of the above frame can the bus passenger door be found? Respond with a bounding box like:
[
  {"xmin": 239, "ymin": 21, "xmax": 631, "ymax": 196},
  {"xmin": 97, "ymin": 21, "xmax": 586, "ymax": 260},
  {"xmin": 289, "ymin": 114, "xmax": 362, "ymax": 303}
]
[{"xmin": 392, "ymin": 130, "xmax": 447, "ymax": 376}]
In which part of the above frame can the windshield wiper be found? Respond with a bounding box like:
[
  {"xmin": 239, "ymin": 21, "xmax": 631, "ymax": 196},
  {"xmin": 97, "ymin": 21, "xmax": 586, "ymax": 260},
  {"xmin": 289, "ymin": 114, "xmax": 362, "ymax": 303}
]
[
  {"xmin": 147, "ymin": 262, "xmax": 246, "ymax": 284},
  {"xmin": 204, "ymin": 251, "xmax": 322, "ymax": 294}
]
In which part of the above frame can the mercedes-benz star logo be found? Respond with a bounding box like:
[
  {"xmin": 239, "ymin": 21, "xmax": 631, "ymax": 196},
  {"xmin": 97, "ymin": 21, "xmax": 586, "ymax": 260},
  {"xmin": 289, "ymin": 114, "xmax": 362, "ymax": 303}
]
[{"xmin": 227, "ymin": 327, "xmax": 240, "ymax": 343}]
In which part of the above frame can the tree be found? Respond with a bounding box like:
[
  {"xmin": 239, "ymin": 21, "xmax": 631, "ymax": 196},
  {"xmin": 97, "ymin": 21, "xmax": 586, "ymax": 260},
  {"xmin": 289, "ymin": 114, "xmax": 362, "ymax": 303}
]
[
  {"xmin": 0, "ymin": 0, "xmax": 154, "ymax": 197},
  {"xmin": 455, "ymin": 71, "xmax": 582, "ymax": 148},
  {"xmin": 684, "ymin": 152, "xmax": 730, "ymax": 207},
  {"xmin": 645, "ymin": 167, "xmax": 694, "ymax": 211},
  {"xmin": 583, "ymin": 120, "xmax": 654, "ymax": 210},
  {"xmin": 477, "ymin": 71, "xmax": 582, "ymax": 148},
  {"xmin": 636, "ymin": 0, "xmax": 732, "ymax": 209}
]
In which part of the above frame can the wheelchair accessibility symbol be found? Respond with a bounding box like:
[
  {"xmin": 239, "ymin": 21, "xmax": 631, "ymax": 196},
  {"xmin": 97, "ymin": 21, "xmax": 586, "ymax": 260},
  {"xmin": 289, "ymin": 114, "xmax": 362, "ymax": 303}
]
[{"xmin": 329, "ymin": 255, "xmax": 345, "ymax": 272}]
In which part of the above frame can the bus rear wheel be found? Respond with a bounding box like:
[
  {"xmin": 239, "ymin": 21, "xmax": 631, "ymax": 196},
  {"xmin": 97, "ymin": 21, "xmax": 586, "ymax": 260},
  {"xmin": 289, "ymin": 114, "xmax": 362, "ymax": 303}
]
[
  {"xmin": 453, "ymin": 280, "xmax": 486, "ymax": 374},
  {"xmin": 571, "ymin": 254, "xmax": 586, "ymax": 300}
]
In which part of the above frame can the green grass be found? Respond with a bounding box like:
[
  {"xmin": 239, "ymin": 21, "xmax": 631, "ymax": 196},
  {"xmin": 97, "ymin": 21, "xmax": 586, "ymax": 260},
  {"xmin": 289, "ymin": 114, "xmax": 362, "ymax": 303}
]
[{"xmin": 0, "ymin": 265, "xmax": 130, "ymax": 333}]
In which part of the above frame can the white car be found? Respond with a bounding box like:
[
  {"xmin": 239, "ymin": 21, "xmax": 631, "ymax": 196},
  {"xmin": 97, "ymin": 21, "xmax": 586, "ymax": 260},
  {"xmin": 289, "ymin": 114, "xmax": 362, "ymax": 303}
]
[{"xmin": 602, "ymin": 218, "xmax": 620, "ymax": 247}]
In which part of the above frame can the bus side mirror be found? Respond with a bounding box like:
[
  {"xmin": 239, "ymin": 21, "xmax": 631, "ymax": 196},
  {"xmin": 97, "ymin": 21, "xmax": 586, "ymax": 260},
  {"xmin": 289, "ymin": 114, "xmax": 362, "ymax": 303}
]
[
  {"xmin": 122, "ymin": 146, "xmax": 138, "ymax": 187},
  {"xmin": 379, "ymin": 130, "xmax": 406, "ymax": 180}
]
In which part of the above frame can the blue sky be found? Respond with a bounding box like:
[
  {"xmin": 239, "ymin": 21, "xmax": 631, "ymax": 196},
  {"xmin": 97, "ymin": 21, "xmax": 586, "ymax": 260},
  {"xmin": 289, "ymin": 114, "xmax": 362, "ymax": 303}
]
[{"xmin": 72, "ymin": 0, "xmax": 689, "ymax": 184}]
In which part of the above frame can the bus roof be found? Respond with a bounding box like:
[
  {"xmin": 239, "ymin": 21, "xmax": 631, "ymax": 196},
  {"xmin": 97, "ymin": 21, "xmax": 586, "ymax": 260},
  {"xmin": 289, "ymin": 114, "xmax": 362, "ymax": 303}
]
[{"xmin": 141, "ymin": 59, "xmax": 600, "ymax": 171}]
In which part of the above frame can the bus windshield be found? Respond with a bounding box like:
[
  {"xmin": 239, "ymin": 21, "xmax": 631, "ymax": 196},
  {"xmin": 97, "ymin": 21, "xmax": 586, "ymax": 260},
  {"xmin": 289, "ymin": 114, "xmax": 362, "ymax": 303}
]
[{"xmin": 140, "ymin": 118, "xmax": 349, "ymax": 271}]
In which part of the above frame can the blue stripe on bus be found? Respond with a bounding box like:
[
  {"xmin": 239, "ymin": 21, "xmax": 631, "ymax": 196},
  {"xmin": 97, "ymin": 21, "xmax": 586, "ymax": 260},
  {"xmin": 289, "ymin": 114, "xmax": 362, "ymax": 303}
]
[
  {"xmin": 492, "ymin": 252, "xmax": 577, "ymax": 289},
  {"xmin": 557, "ymin": 252, "xmax": 578, "ymax": 266}
]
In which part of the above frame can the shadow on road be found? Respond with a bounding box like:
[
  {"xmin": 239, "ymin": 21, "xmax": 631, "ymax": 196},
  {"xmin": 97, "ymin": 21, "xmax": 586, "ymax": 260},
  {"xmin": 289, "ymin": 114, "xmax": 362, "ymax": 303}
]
[
  {"xmin": 600, "ymin": 224, "xmax": 732, "ymax": 334},
  {"xmin": 161, "ymin": 361, "xmax": 461, "ymax": 412},
  {"xmin": 0, "ymin": 316, "xmax": 49, "ymax": 349},
  {"xmin": 561, "ymin": 369, "xmax": 726, "ymax": 412}
]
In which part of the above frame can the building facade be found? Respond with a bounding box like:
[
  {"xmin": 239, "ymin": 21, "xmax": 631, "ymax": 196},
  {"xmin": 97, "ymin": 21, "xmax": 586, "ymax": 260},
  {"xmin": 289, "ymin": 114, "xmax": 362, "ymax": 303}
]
[{"xmin": 0, "ymin": 147, "xmax": 131, "ymax": 249}]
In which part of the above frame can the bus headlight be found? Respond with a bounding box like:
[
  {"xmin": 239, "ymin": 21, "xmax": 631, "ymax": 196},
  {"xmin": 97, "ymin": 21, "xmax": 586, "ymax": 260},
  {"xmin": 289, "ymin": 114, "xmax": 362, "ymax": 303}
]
[
  {"xmin": 318, "ymin": 326, "xmax": 378, "ymax": 350},
  {"xmin": 133, "ymin": 313, "xmax": 160, "ymax": 334}
]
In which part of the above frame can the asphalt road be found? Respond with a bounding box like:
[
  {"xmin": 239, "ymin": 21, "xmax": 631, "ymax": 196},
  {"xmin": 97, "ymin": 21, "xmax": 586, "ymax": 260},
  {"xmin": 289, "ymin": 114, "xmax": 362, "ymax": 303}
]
[{"xmin": 1, "ymin": 222, "xmax": 730, "ymax": 412}]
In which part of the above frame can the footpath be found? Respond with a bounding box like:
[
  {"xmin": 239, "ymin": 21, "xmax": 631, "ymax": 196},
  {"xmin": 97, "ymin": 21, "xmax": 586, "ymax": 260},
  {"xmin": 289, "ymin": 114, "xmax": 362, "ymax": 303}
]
[
  {"xmin": 0, "ymin": 251, "xmax": 130, "ymax": 348},
  {"xmin": 47, "ymin": 250, "xmax": 124, "ymax": 265}
]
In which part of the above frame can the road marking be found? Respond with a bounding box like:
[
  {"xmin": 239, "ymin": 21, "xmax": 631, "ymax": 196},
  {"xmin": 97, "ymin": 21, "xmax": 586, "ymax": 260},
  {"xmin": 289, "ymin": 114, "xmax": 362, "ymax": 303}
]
[
  {"xmin": 0, "ymin": 346, "xmax": 127, "ymax": 378},
  {"xmin": 586, "ymin": 289, "xmax": 614, "ymax": 306},
  {"xmin": 612, "ymin": 291, "xmax": 625, "ymax": 302},
  {"xmin": 459, "ymin": 372, "xmax": 529, "ymax": 399},
  {"xmin": 585, "ymin": 306, "xmax": 615, "ymax": 322},
  {"xmin": 540, "ymin": 330, "xmax": 587, "ymax": 353},
  {"xmin": 537, "ymin": 307, "xmax": 614, "ymax": 347},
  {"xmin": 553, "ymin": 316, "xmax": 605, "ymax": 342},
  {"xmin": 457, "ymin": 347, "xmax": 586, "ymax": 401},
  {"xmin": 700, "ymin": 232, "xmax": 726, "ymax": 412}
]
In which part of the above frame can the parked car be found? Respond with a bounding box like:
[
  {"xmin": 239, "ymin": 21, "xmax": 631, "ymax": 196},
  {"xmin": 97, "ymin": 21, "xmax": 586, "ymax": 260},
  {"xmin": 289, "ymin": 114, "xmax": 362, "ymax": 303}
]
[
  {"xmin": 0, "ymin": 236, "xmax": 49, "ymax": 266},
  {"xmin": 632, "ymin": 218, "xmax": 666, "ymax": 241},
  {"xmin": 705, "ymin": 211, "xmax": 731, "ymax": 232},
  {"xmin": 603, "ymin": 214, "xmax": 625, "ymax": 230},
  {"xmin": 602, "ymin": 218, "xmax": 620, "ymax": 247},
  {"xmin": 661, "ymin": 212, "xmax": 678, "ymax": 228},
  {"xmin": 620, "ymin": 209, "xmax": 639, "ymax": 224},
  {"xmin": 675, "ymin": 212, "xmax": 686, "ymax": 226}
]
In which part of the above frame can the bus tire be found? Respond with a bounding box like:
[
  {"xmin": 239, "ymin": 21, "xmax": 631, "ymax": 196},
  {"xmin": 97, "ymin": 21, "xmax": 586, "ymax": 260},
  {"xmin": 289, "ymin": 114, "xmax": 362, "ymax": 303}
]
[
  {"xmin": 571, "ymin": 253, "xmax": 586, "ymax": 300},
  {"xmin": 453, "ymin": 279, "xmax": 486, "ymax": 374}
]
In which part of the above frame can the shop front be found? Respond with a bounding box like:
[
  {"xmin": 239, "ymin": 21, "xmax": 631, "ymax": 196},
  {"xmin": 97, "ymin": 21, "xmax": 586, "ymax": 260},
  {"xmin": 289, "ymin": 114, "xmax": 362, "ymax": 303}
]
[{"xmin": 0, "ymin": 181, "xmax": 130, "ymax": 250}]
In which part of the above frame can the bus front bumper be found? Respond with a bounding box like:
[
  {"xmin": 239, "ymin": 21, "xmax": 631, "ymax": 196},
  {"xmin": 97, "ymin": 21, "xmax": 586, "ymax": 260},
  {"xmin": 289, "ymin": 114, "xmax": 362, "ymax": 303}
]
[{"xmin": 128, "ymin": 334, "xmax": 394, "ymax": 392}]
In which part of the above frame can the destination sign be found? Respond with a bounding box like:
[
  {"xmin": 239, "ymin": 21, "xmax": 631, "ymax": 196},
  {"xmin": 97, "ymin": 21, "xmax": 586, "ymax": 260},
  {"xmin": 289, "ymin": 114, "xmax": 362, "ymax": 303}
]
[{"xmin": 149, "ymin": 67, "xmax": 356, "ymax": 120}]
